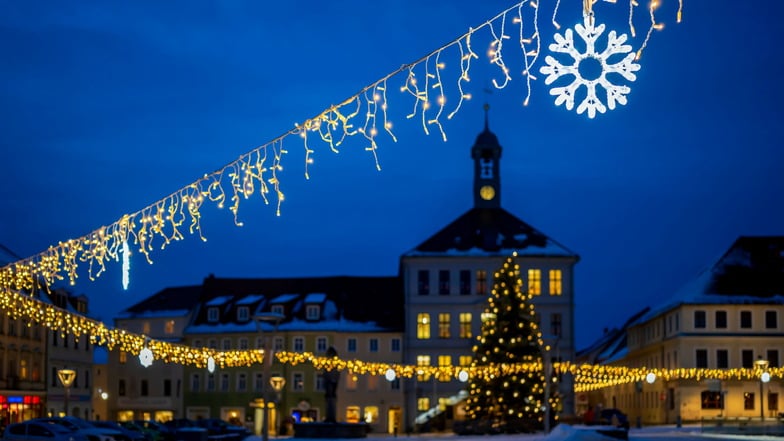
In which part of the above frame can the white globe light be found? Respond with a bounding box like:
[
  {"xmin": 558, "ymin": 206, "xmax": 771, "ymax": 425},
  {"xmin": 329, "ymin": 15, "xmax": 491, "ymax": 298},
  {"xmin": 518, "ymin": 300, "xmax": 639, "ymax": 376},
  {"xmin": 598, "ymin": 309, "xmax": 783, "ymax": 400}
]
[
  {"xmin": 458, "ymin": 370, "xmax": 469, "ymax": 382},
  {"xmin": 207, "ymin": 356, "xmax": 216, "ymax": 373},
  {"xmin": 385, "ymin": 368, "xmax": 396, "ymax": 382},
  {"xmin": 646, "ymin": 372, "xmax": 656, "ymax": 384},
  {"xmin": 762, "ymin": 372, "xmax": 771, "ymax": 383}
]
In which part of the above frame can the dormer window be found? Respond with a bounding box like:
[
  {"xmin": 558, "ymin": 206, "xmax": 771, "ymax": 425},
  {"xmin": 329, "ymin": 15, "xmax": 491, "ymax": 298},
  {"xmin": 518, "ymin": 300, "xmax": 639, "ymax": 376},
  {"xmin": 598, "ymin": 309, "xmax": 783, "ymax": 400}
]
[
  {"xmin": 306, "ymin": 305, "xmax": 320, "ymax": 321},
  {"xmin": 237, "ymin": 306, "xmax": 249, "ymax": 322},
  {"xmin": 207, "ymin": 307, "xmax": 219, "ymax": 322},
  {"xmin": 271, "ymin": 305, "xmax": 284, "ymax": 316}
]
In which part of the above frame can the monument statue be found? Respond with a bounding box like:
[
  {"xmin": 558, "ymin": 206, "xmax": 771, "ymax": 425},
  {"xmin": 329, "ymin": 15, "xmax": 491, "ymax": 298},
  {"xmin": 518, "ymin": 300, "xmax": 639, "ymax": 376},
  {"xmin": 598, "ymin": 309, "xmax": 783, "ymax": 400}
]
[{"xmin": 323, "ymin": 346, "xmax": 340, "ymax": 423}]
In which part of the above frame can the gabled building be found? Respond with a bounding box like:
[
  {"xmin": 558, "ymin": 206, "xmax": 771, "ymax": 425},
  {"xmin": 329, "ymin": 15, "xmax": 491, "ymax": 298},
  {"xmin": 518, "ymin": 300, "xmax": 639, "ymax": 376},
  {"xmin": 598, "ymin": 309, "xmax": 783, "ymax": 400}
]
[
  {"xmin": 400, "ymin": 111, "xmax": 579, "ymax": 430},
  {"xmin": 107, "ymin": 285, "xmax": 203, "ymax": 422},
  {"xmin": 589, "ymin": 236, "xmax": 784, "ymax": 425},
  {"xmin": 181, "ymin": 275, "xmax": 404, "ymax": 435}
]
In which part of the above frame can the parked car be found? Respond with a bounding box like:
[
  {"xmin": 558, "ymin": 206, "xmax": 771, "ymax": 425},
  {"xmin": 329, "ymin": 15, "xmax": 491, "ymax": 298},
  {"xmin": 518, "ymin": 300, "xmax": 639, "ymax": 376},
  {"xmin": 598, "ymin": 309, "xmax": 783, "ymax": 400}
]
[
  {"xmin": 91, "ymin": 422, "xmax": 147, "ymax": 441},
  {"xmin": 31, "ymin": 417, "xmax": 128, "ymax": 441},
  {"xmin": 129, "ymin": 421, "xmax": 173, "ymax": 441},
  {"xmin": 4, "ymin": 421, "xmax": 90, "ymax": 441},
  {"xmin": 193, "ymin": 419, "xmax": 250, "ymax": 440}
]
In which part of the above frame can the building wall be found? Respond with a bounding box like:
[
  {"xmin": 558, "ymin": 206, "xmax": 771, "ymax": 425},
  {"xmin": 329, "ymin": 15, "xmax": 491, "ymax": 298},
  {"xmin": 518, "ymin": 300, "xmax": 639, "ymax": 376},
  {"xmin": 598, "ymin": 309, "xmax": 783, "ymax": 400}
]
[
  {"xmin": 402, "ymin": 254, "xmax": 577, "ymax": 430},
  {"xmin": 604, "ymin": 303, "xmax": 784, "ymax": 424}
]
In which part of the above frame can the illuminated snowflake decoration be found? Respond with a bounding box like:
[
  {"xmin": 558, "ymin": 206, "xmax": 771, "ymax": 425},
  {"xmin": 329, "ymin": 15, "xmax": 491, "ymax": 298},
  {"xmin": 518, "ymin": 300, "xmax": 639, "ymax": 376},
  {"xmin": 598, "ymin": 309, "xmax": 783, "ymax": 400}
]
[
  {"xmin": 539, "ymin": 15, "xmax": 640, "ymax": 118},
  {"xmin": 139, "ymin": 347, "xmax": 154, "ymax": 368}
]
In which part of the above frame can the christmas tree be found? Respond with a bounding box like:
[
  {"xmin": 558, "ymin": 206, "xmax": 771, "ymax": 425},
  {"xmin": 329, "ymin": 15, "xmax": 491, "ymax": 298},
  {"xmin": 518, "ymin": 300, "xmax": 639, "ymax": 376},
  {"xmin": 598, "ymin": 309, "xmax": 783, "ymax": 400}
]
[{"xmin": 463, "ymin": 252, "xmax": 548, "ymax": 434}]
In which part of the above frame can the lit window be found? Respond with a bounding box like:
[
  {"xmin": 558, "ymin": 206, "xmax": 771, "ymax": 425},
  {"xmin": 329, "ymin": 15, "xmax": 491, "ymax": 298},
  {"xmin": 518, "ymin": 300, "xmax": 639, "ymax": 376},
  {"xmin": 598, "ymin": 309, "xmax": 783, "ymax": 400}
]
[
  {"xmin": 438, "ymin": 355, "xmax": 452, "ymax": 382},
  {"xmin": 548, "ymin": 269, "xmax": 562, "ymax": 295},
  {"xmin": 208, "ymin": 308, "xmax": 219, "ymax": 322},
  {"xmin": 438, "ymin": 313, "xmax": 451, "ymax": 338},
  {"xmin": 306, "ymin": 305, "xmax": 320, "ymax": 320},
  {"xmin": 459, "ymin": 313, "xmax": 472, "ymax": 339},
  {"xmin": 119, "ymin": 351, "xmax": 127, "ymax": 364},
  {"xmin": 416, "ymin": 355, "xmax": 431, "ymax": 381},
  {"xmin": 417, "ymin": 397, "xmax": 430, "ymax": 412},
  {"xmin": 417, "ymin": 313, "xmax": 431, "ymax": 339},
  {"xmin": 528, "ymin": 269, "xmax": 541, "ymax": 295},
  {"xmin": 364, "ymin": 406, "xmax": 379, "ymax": 424},
  {"xmin": 165, "ymin": 320, "xmax": 175, "ymax": 334},
  {"xmin": 237, "ymin": 307, "xmax": 249, "ymax": 321},
  {"xmin": 459, "ymin": 355, "xmax": 472, "ymax": 366},
  {"xmin": 701, "ymin": 391, "xmax": 723, "ymax": 409},
  {"xmin": 476, "ymin": 270, "xmax": 487, "ymax": 295},
  {"xmin": 367, "ymin": 375, "xmax": 378, "ymax": 391},
  {"xmin": 346, "ymin": 406, "xmax": 360, "ymax": 423}
]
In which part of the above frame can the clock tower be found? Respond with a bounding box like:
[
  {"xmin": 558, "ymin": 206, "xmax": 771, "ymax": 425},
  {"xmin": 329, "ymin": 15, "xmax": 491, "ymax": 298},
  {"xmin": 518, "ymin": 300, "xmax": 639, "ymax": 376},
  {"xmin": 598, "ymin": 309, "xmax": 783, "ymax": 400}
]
[{"xmin": 472, "ymin": 104, "xmax": 502, "ymax": 209}]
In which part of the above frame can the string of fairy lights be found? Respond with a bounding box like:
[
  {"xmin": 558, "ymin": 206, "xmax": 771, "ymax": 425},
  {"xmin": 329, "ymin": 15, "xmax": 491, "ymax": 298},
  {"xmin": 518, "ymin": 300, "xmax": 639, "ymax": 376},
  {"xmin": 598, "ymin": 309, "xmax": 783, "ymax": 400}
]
[
  {"xmin": 0, "ymin": 0, "xmax": 690, "ymax": 393},
  {"xmin": 4, "ymin": 283, "xmax": 781, "ymax": 393}
]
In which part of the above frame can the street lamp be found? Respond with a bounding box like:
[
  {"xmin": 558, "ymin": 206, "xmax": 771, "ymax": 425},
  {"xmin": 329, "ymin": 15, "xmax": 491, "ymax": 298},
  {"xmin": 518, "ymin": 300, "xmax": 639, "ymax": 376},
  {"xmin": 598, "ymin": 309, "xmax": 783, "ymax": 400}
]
[
  {"xmin": 57, "ymin": 369, "xmax": 76, "ymax": 417},
  {"xmin": 254, "ymin": 312, "xmax": 285, "ymax": 441},
  {"xmin": 755, "ymin": 356, "xmax": 770, "ymax": 421}
]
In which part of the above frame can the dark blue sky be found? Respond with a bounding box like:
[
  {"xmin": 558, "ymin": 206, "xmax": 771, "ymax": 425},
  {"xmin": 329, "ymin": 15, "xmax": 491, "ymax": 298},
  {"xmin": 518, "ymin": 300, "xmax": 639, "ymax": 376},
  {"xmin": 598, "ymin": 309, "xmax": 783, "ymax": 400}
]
[{"xmin": 1, "ymin": 1, "xmax": 782, "ymax": 349}]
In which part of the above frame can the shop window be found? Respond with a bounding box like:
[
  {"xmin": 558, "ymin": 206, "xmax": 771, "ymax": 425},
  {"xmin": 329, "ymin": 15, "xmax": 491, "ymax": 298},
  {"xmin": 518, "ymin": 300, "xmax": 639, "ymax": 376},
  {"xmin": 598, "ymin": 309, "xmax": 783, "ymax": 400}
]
[{"xmin": 701, "ymin": 391, "xmax": 723, "ymax": 409}]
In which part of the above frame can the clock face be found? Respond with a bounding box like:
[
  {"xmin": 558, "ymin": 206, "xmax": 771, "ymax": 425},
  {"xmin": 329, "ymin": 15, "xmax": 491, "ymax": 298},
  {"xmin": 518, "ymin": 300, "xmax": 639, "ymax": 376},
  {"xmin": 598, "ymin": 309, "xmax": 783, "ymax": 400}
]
[{"xmin": 480, "ymin": 185, "xmax": 495, "ymax": 201}]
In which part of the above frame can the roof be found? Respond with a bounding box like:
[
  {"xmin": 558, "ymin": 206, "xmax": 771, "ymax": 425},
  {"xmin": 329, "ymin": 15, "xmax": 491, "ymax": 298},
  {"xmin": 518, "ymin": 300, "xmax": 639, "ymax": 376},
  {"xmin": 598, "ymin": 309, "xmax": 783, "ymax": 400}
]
[
  {"xmin": 576, "ymin": 307, "xmax": 650, "ymax": 364},
  {"xmin": 191, "ymin": 274, "xmax": 404, "ymax": 331},
  {"xmin": 403, "ymin": 207, "xmax": 578, "ymax": 258},
  {"xmin": 639, "ymin": 236, "xmax": 784, "ymax": 321},
  {"xmin": 116, "ymin": 285, "xmax": 203, "ymax": 319}
]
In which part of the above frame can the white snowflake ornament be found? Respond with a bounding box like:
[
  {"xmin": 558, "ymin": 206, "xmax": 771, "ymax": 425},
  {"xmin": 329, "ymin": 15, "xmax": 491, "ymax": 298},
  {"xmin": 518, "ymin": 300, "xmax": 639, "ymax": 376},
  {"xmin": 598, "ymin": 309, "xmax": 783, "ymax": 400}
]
[
  {"xmin": 139, "ymin": 347, "xmax": 154, "ymax": 368},
  {"xmin": 539, "ymin": 14, "xmax": 640, "ymax": 118}
]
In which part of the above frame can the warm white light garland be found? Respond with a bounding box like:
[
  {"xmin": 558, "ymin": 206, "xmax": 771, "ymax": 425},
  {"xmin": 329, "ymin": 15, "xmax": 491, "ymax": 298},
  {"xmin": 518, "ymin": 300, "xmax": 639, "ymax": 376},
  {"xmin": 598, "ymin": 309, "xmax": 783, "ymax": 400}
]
[{"xmin": 0, "ymin": 1, "xmax": 681, "ymax": 297}]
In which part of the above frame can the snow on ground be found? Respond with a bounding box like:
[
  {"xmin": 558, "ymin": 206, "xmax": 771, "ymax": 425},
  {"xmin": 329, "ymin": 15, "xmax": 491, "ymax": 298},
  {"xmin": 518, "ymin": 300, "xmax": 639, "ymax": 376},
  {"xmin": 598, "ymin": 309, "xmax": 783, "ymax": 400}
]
[{"xmin": 242, "ymin": 424, "xmax": 784, "ymax": 441}]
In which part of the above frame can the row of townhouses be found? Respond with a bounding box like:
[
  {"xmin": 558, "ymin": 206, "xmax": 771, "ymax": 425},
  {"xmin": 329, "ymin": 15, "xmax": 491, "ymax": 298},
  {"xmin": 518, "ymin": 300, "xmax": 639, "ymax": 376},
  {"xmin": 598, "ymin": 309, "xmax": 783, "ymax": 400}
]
[{"xmin": 1, "ymin": 116, "xmax": 781, "ymax": 435}]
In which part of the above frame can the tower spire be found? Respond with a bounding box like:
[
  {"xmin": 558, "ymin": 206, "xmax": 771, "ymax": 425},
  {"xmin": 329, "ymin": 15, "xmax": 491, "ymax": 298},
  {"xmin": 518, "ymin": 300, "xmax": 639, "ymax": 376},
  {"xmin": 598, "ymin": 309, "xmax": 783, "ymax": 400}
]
[{"xmin": 471, "ymin": 106, "xmax": 502, "ymax": 209}]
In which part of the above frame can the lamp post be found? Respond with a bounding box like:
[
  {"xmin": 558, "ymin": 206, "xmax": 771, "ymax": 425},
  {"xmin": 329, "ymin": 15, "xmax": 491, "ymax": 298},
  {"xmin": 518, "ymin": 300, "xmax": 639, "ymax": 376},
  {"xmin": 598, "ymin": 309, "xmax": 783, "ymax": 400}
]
[
  {"xmin": 254, "ymin": 312, "xmax": 285, "ymax": 441},
  {"xmin": 755, "ymin": 356, "xmax": 770, "ymax": 421},
  {"xmin": 57, "ymin": 369, "xmax": 76, "ymax": 417}
]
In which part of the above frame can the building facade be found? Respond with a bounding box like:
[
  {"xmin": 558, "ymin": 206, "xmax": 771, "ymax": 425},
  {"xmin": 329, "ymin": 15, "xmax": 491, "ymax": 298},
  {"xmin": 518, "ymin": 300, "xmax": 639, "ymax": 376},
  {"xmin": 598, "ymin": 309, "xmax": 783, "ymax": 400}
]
[
  {"xmin": 587, "ymin": 236, "xmax": 784, "ymax": 425},
  {"xmin": 107, "ymin": 285, "xmax": 201, "ymax": 422},
  {"xmin": 401, "ymin": 115, "xmax": 579, "ymax": 431}
]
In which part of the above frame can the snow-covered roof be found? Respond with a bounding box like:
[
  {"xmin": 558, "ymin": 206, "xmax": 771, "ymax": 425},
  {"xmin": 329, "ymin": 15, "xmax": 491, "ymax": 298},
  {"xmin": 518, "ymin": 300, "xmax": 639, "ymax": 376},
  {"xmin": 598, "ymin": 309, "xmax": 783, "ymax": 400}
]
[
  {"xmin": 304, "ymin": 293, "xmax": 326, "ymax": 304},
  {"xmin": 270, "ymin": 293, "xmax": 299, "ymax": 304},
  {"xmin": 116, "ymin": 309, "xmax": 191, "ymax": 319},
  {"xmin": 236, "ymin": 294, "xmax": 264, "ymax": 305},
  {"xmin": 403, "ymin": 207, "xmax": 578, "ymax": 259},
  {"xmin": 205, "ymin": 295, "xmax": 233, "ymax": 307}
]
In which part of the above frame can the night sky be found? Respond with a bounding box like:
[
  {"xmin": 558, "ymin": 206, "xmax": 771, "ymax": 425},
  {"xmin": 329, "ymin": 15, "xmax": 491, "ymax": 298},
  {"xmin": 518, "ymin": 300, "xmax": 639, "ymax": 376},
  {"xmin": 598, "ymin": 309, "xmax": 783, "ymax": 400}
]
[{"xmin": 1, "ymin": 1, "xmax": 782, "ymax": 349}]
